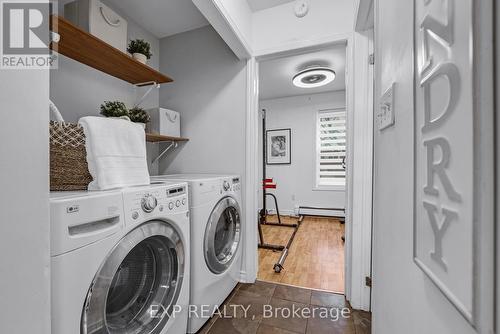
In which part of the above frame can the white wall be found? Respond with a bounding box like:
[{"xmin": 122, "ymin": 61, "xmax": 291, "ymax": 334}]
[
  {"xmin": 371, "ymin": 0, "xmax": 483, "ymax": 333},
  {"xmin": 0, "ymin": 61, "xmax": 51, "ymax": 332},
  {"xmin": 258, "ymin": 91, "xmax": 346, "ymax": 215},
  {"xmin": 194, "ymin": 0, "xmax": 355, "ymax": 58},
  {"xmin": 157, "ymin": 25, "xmax": 248, "ymax": 278},
  {"xmin": 50, "ymin": 1, "xmax": 160, "ymax": 172},
  {"xmin": 252, "ymin": 0, "xmax": 355, "ymax": 55},
  {"xmin": 51, "ymin": 0, "xmax": 161, "ymax": 121},
  {"xmin": 157, "ymin": 26, "xmax": 247, "ymax": 178}
]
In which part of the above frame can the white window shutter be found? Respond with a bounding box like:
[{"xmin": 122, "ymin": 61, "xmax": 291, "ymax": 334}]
[{"xmin": 316, "ymin": 110, "xmax": 346, "ymax": 188}]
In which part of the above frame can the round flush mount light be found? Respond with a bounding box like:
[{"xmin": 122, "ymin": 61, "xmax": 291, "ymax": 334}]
[{"xmin": 292, "ymin": 67, "xmax": 336, "ymax": 88}]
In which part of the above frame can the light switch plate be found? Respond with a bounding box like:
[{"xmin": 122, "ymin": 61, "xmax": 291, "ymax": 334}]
[{"xmin": 378, "ymin": 83, "xmax": 395, "ymax": 130}]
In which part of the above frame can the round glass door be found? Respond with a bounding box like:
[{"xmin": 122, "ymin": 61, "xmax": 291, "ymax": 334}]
[
  {"xmin": 82, "ymin": 221, "xmax": 185, "ymax": 334},
  {"xmin": 204, "ymin": 196, "xmax": 241, "ymax": 274}
]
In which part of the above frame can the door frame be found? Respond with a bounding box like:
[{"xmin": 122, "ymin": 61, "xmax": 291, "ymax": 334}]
[{"xmin": 242, "ymin": 32, "xmax": 374, "ymax": 311}]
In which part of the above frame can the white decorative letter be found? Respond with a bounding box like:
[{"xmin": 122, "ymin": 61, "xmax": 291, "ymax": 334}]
[
  {"xmin": 423, "ymin": 137, "xmax": 461, "ymax": 202},
  {"xmin": 420, "ymin": 0, "xmax": 454, "ymax": 72},
  {"xmin": 421, "ymin": 62, "xmax": 461, "ymax": 133},
  {"xmin": 423, "ymin": 202, "xmax": 457, "ymax": 271}
]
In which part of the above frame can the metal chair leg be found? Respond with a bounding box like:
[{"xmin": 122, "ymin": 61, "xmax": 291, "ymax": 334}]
[{"xmin": 262, "ymin": 193, "xmax": 297, "ymax": 228}]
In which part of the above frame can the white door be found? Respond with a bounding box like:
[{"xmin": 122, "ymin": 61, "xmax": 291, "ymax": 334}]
[{"xmin": 372, "ymin": 0, "xmax": 495, "ymax": 333}]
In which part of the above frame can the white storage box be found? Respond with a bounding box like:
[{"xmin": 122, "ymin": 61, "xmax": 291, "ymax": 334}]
[
  {"xmin": 64, "ymin": 0, "xmax": 127, "ymax": 53},
  {"xmin": 147, "ymin": 108, "xmax": 181, "ymax": 137}
]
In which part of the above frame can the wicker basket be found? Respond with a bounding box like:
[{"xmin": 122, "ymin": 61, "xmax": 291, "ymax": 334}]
[{"xmin": 49, "ymin": 104, "xmax": 92, "ymax": 191}]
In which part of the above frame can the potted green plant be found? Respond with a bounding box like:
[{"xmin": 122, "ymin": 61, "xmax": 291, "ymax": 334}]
[
  {"xmin": 129, "ymin": 107, "xmax": 151, "ymax": 129},
  {"xmin": 100, "ymin": 101, "xmax": 129, "ymax": 119},
  {"xmin": 127, "ymin": 39, "xmax": 152, "ymax": 64}
]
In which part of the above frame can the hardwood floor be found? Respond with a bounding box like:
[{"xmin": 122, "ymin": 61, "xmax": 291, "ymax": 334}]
[{"xmin": 258, "ymin": 215, "xmax": 345, "ymax": 293}]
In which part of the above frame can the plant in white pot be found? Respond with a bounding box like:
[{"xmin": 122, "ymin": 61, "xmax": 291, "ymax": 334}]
[
  {"xmin": 129, "ymin": 107, "xmax": 151, "ymax": 129},
  {"xmin": 127, "ymin": 39, "xmax": 152, "ymax": 64}
]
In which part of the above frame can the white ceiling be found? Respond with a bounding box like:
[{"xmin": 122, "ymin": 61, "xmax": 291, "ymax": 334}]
[
  {"xmin": 105, "ymin": 0, "xmax": 209, "ymax": 38},
  {"xmin": 259, "ymin": 45, "xmax": 347, "ymax": 100},
  {"xmin": 246, "ymin": 0, "xmax": 295, "ymax": 12}
]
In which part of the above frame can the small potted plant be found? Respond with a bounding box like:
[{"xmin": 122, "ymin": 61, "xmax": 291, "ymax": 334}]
[
  {"xmin": 129, "ymin": 107, "xmax": 151, "ymax": 129},
  {"xmin": 127, "ymin": 39, "xmax": 152, "ymax": 64},
  {"xmin": 100, "ymin": 101, "xmax": 130, "ymax": 119}
]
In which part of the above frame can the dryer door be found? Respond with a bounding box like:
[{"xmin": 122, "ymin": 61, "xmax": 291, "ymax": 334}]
[
  {"xmin": 82, "ymin": 221, "xmax": 185, "ymax": 334},
  {"xmin": 204, "ymin": 196, "xmax": 241, "ymax": 274}
]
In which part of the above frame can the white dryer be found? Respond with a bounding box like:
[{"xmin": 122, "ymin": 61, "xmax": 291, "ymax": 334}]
[
  {"xmin": 50, "ymin": 182, "xmax": 190, "ymax": 334},
  {"xmin": 152, "ymin": 174, "xmax": 243, "ymax": 333}
]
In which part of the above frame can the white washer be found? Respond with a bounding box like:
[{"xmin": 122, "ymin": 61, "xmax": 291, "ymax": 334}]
[
  {"xmin": 152, "ymin": 174, "xmax": 243, "ymax": 333},
  {"xmin": 50, "ymin": 182, "xmax": 190, "ymax": 334}
]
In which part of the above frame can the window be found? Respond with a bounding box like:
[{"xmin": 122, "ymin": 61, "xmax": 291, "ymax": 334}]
[{"xmin": 315, "ymin": 109, "xmax": 346, "ymax": 189}]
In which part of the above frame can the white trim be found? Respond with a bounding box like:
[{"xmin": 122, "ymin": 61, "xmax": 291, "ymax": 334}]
[
  {"xmin": 247, "ymin": 35, "xmax": 373, "ymax": 311},
  {"xmin": 266, "ymin": 209, "xmax": 295, "ymax": 216},
  {"xmin": 240, "ymin": 57, "xmax": 259, "ymax": 283},
  {"xmin": 267, "ymin": 207, "xmax": 346, "ymax": 218},
  {"xmin": 297, "ymin": 208, "xmax": 345, "ymax": 218},
  {"xmin": 312, "ymin": 185, "xmax": 346, "ymax": 192},
  {"xmin": 343, "ymin": 35, "xmax": 355, "ymax": 304},
  {"xmin": 345, "ymin": 29, "xmax": 374, "ymax": 311},
  {"xmin": 192, "ymin": 0, "xmax": 252, "ymax": 60},
  {"xmin": 225, "ymin": 9, "xmax": 373, "ymax": 313},
  {"xmin": 253, "ymin": 33, "xmax": 352, "ymax": 60}
]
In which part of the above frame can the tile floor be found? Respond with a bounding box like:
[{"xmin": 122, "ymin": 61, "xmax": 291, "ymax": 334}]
[{"xmin": 198, "ymin": 281, "xmax": 371, "ymax": 334}]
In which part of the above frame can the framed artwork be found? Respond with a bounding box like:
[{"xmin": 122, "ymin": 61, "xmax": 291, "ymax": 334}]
[{"xmin": 266, "ymin": 128, "xmax": 291, "ymax": 165}]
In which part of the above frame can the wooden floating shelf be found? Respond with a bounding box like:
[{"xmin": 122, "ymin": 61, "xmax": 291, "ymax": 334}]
[
  {"xmin": 146, "ymin": 133, "xmax": 189, "ymax": 143},
  {"xmin": 49, "ymin": 15, "xmax": 173, "ymax": 86}
]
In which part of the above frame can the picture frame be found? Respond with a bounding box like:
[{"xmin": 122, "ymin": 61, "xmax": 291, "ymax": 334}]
[{"xmin": 266, "ymin": 128, "xmax": 291, "ymax": 165}]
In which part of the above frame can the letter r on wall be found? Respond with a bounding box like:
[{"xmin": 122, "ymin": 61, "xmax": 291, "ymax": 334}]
[{"xmin": 423, "ymin": 137, "xmax": 462, "ymax": 202}]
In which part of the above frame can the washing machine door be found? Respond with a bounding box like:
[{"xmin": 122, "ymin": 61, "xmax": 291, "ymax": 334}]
[
  {"xmin": 204, "ymin": 196, "xmax": 241, "ymax": 274},
  {"xmin": 81, "ymin": 221, "xmax": 185, "ymax": 334}
]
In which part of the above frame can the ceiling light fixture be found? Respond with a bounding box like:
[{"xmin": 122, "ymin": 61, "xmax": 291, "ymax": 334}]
[{"xmin": 292, "ymin": 67, "xmax": 336, "ymax": 88}]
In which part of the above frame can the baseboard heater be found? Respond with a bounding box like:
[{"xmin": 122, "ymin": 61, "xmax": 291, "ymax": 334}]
[{"xmin": 297, "ymin": 206, "xmax": 345, "ymax": 218}]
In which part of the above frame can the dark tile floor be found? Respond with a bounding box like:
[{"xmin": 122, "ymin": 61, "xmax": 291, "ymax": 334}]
[{"xmin": 198, "ymin": 281, "xmax": 371, "ymax": 334}]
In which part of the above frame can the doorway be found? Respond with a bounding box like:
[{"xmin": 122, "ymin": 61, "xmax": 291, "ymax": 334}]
[{"xmin": 255, "ymin": 44, "xmax": 349, "ymax": 294}]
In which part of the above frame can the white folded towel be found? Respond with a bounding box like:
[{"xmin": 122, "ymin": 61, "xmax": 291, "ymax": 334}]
[{"xmin": 79, "ymin": 116, "xmax": 150, "ymax": 190}]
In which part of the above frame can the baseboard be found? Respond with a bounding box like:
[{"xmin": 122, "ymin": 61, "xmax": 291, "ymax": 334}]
[
  {"xmin": 264, "ymin": 207, "xmax": 345, "ymax": 218},
  {"xmin": 297, "ymin": 207, "xmax": 345, "ymax": 218},
  {"xmin": 266, "ymin": 209, "xmax": 296, "ymax": 216}
]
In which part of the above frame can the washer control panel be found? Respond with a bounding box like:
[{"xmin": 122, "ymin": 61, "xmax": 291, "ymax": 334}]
[{"xmin": 123, "ymin": 184, "xmax": 188, "ymax": 225}]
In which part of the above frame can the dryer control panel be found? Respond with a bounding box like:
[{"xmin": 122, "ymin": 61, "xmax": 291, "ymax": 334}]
[
  {"xmin": 231, "ymin": 177, "xmax": 241, "ymax": 192},
  {"xmin": 221, "ymin": 177, "xmax": 241, "ymax": 193},
  {"xmin": 122, "ymin": 184, "xmax": 189, "ymax": 227}
]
